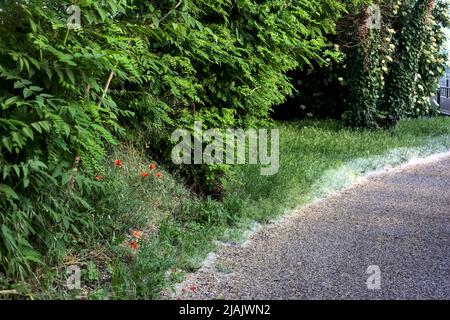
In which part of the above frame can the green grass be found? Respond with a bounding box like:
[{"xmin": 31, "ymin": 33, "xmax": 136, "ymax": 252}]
[
  {"xmin": 3, "ymin": 117, "xmax": 450, "ymax": 299},
  {"xmin": 224, "ymin": 117, "xmax": 450, "ymax": 224},
  {"xmin": 130, "ymin": 116, "xmax": 450, "ymax": 299}
]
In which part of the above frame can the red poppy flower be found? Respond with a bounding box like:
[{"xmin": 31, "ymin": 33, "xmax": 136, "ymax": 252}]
[
  {"xmin": 155, "ymin": 172, "xmax": 163, "ymax": 179},
  {"xmin": 114, "ymin": 159, "xmax": 123, "ymax": 167},
  {"xmin": 95, "ymin": 175, "xmax": 104, "ymax": 181},
  {"xmin": 132, "ymin": 230, "xmax": 143, "ymax": 239},
  {"xmin": 140, "ymin": 171, "xmax": 149, "ymax": 177},
  {"xmin": 149, "ymin": 163, "xmax": 156, "ymax": 171},
  {"xmin": 129, "ymin": 240, "xmax": 139, "ymax": 251}
]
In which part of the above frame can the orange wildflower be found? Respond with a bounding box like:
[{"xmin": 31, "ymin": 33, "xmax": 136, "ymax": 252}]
[
  {"xmin": 140, "ymin": 171, "xmax": 149, "ymax": 177},
  {"xmin": 95, "ymin": 175, "xmax": 104, "ymax": 181},
  {"xmin": 132, "ymin": 230, "xmax": 143, "ymax": 239},
  {"xmin": 114, "ymin": 159, "xmax": 123, "ymax": 167},
  {"xmin": 155, "ymin": 172, "xmax": 163, "ymax": 179},
  {"xmin": 129, "ymin": 240, "xmax": 139, "ymax": 251},
  {"xmin": 149, "ymin": 163, "xmax": 156, "ymax": 171}
]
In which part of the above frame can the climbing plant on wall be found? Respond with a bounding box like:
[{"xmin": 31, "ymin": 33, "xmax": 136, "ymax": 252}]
[
  {"xmin": 412, "ymin": 0, "xmax": 449, "ymax": 117},
  {"xmin": 344, "ymin": 4, "xmax": 384, "ymax": 128},
  {"xmin": 341, "ymin": 0, "xmax": 447, "ymax": 128}
]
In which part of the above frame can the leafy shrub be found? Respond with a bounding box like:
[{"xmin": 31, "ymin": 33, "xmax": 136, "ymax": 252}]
[
  {"xmin": 0, "ymin": 0, "xmax": 126, "ymax": 278},
  {"xmin": 1, "ymin": 0, "xmax": 360, "ymax": 279}
]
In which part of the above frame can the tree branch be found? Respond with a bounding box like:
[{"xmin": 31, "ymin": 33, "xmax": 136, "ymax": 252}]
[{"xmin": 160, "ymin": 0, "xmax": 183, "ymax": 24}]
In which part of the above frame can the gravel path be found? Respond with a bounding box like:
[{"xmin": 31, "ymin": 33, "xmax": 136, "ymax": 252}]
[{"xmin": 173, "ymin": 155, "xmax": 450, "ymax": 300}]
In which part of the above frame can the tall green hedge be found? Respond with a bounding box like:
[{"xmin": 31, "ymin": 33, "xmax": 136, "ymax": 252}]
[{"xmin": 0, "ymin": 0, "xmax": 359, "ymax": 278}]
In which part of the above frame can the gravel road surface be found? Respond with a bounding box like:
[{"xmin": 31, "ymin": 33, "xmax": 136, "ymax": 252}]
[{"xmin": 174, "ymin": 155, "xmax": 450, "ymax": 300}]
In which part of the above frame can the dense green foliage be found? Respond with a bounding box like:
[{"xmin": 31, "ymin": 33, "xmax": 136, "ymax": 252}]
[
  {"xmin": 0, "ymin": 0, "xmax": 363, "ymax": 280},
  {"xmin": 381, "ymin": 0, "xmax": 434, "ymax": 127},
  {"xmin": 352, "ymin": 0, "xmax": 449, "ymax": 128},
  {"xmin": 283, "ymin": 0, "xmax": 448, "ymax": 128},
  {"xmin": 0, "ymin": 0, "xmax": 449, "ymax": 298},
  {"xmin": 412, "ymin": 0, "xmax": 449, "ymax": 116}
]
